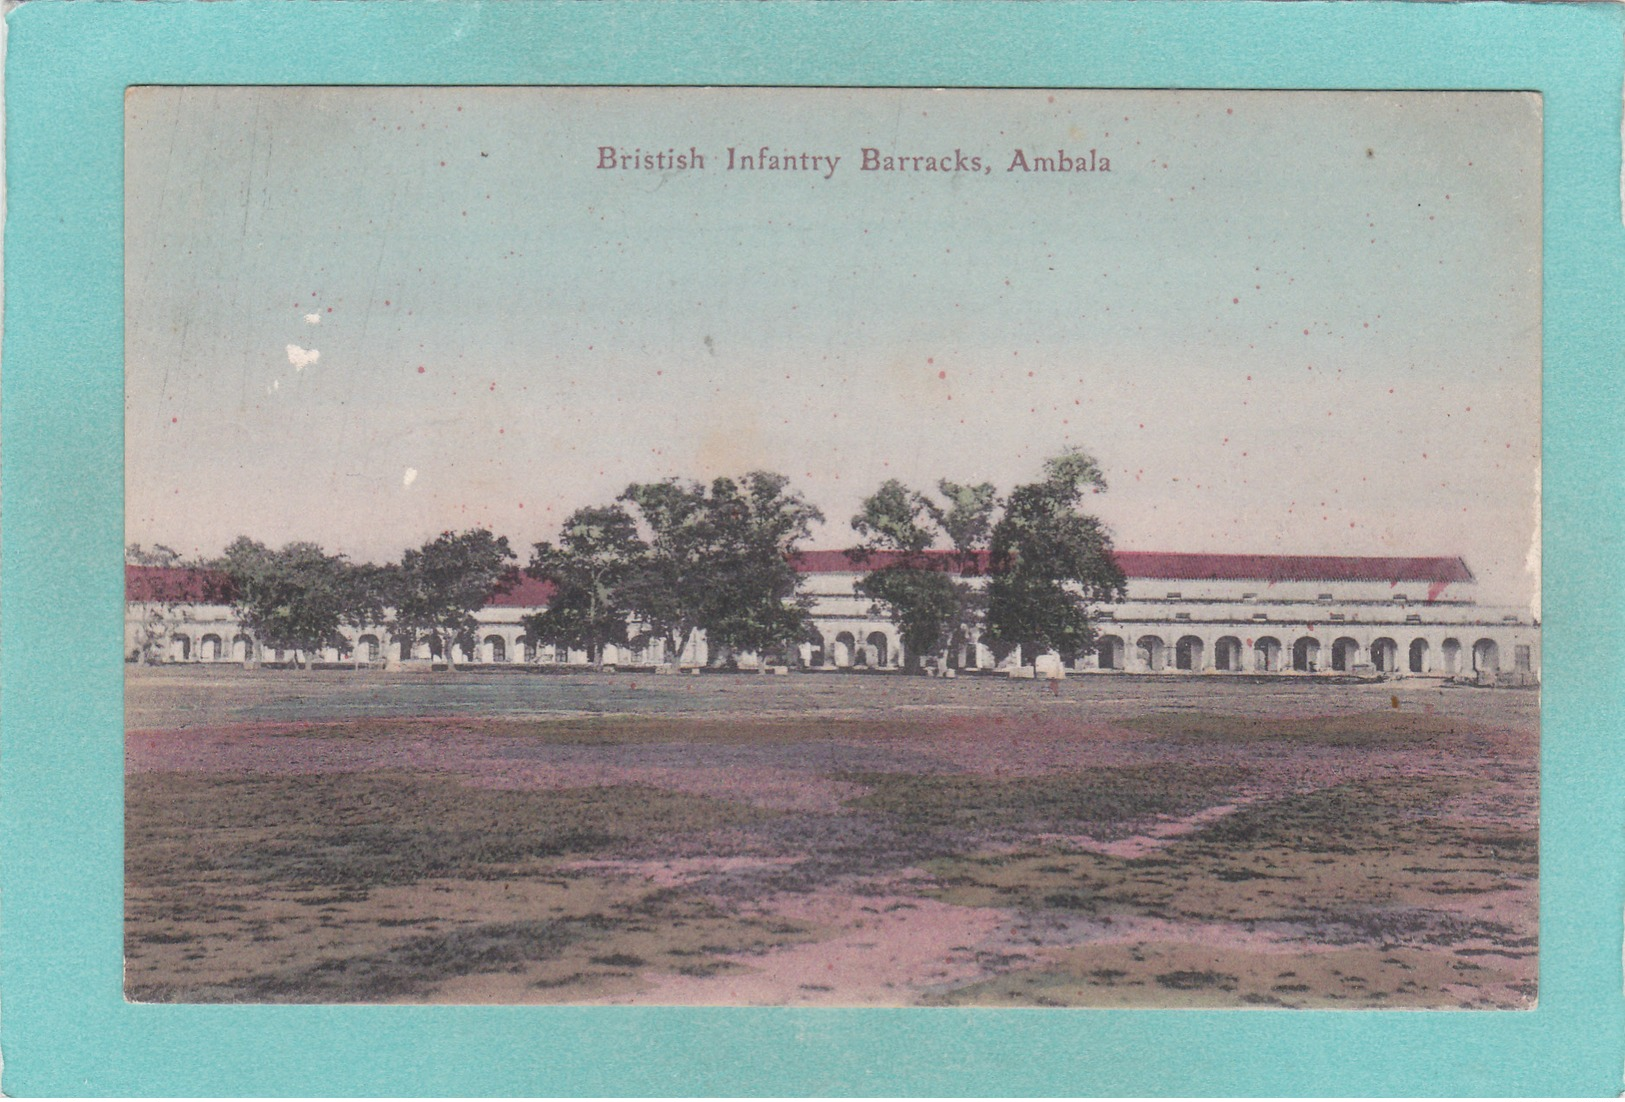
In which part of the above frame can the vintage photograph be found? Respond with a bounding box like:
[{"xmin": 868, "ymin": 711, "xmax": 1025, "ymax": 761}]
[{"xmin": 124, "ymin": 87, "xmax": 1540, "ymax": 1007}]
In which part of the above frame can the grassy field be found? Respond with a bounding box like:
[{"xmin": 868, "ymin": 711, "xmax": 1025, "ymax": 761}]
[{"xmin": 125, "ymin": 667, "xmax": 1538, "ymax": 1007}]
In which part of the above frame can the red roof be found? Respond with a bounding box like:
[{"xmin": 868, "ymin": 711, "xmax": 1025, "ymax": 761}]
[
  {"xmin": 126, "ymin": 564, "xmax": 557, "ymax": 607},
  {"xmin": 129, "ymin": 550, "xmax": 1472, "ymax": 609},
  {"xmin": 126, "ymin": 564, "xmax": 236, "ymax": 602},
  {"xmin": 486, "ymin": 572, "xmax": 558, "ymax": 608},
  {"xmin": 1110, "ymin": 552, "xmax": 1473, "ymax": 585},
  {"xmin": 791, "ymin": 549, "xmax": 1472, "ymax": 585}
]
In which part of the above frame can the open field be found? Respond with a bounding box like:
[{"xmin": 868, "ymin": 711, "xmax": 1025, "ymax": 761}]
[{"xmin": 126, "ymin": 667, "xmax": 1537, "ymax": 1007}]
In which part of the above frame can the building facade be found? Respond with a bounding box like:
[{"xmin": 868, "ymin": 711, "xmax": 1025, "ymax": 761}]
[{"xmin": 126, "ymin": 549, "xmax": 1540, "ymax": 680}]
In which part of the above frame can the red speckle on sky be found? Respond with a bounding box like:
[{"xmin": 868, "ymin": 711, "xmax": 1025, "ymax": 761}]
[
  {"xmin": 938, "ymin": 371, "xmax": 946, "ymax": 380},
  {"xmin": 171, "ymin": 416, "xmax": 178, "ymax": 423},
  {"xmin": 417, "ymin": 366, "xmax": 426, "ymax": 374},
  {"xmin": 1232, "ymin": 298, "xmax": 1239, "ymax": 304}
]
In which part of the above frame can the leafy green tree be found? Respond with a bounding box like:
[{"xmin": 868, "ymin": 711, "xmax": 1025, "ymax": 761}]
[
  {"xmin": 849, "ymin": 480, "xmax": 960, "ymax": 672},
  {"xmin": 926, "ymin": 479, "xmax": 999, "ymax": 666},
  {"xmin": 216, "ymin": 538, "xmax": 362, "ymax": 668},
  {"xmin": 393, "ymin": 529, "xmax": 517, "ymax": 669},
  {"xmin": 617, "ymin": 479, "xmax": 715, "ymax": 666},
  {"xmin": 702, "ymin": 472, "xmax": 823, "ymax": 667},
  {"xmin": 983, "ymin": 448, "xmax": 1126, "ymax": 667},
  {"xmin": 524, "ymin": 506, "xmax": 644, "ymax": 666}
]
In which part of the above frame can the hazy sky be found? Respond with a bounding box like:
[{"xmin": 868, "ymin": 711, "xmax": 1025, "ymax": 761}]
[{"xmin": 126, "ymin": 88, "xmax": 1540, "ymax": 606}]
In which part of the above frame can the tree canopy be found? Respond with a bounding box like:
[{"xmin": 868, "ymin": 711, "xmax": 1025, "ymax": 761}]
[
  {"xmin": 700, "ymin": 472, "xmax": 824, "ymax": 664},
  {"xmin": 523, "ymin": 506, "xmax": 644, "ymax": 665},
  {"xmin": 849, "ymin": 480, "xmax": 961, "ymax": 671},
  {"xmin": 216, "ymin": 538, "xmax": 370, "ymax": 667},
  {"xmin": 393, "ymin": 529, "xmax": 517, "ymax": 667},
  {"xmin": 983, "ymin": 448, "xmax": 1126, "ymax": 665}
]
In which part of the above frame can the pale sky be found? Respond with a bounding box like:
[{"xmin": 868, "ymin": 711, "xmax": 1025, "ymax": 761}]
[{"xmin": 126, "ymin": 88, "xmax": 1541, "ymax": 606}]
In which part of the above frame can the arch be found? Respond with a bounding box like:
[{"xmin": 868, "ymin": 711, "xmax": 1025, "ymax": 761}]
[
  {"xmin": 866, "ymin": 632, "xmax": 890, "ymax": 668},
  {"xmin": 1174, "ymin": 635, "xmax": 1204, "ymax": 672},
  {"xmin": 1330, "ymin": 637, "xmax": 1361, "ymax": 672},
  {"xmin": 1370, "ymin": 637, "xmax": 1399, "ymax": 673},
  {"xmin": 1214, "ymin": 636, "xmax": 1243, "ymax": 672},
  {"xmin": 357, "ymin": 634, "xmax": 380, "ymax": 662},
  {"xmin": 484, "ymin": 635, "xmax": 507, "ymax": 663},
  {"xmin": 832, "ymin": 631, "xmax": 856, "ymax": 668},
  {"xmin": 1253, "ymin": 636, "xmax": 1282, "ymax": 673},
  {"xmin": 169, "ymin": 635, "xmax": 191, "ymax": 662},
  {"xmin": 523, "ymin": 639, "xmax": 539, "ymax": 663},
  {"xmin": 600, "ymin": 643, "xmax": 622, "ymax": 666},
  {"xmin": 1095, "ymin": 634, "xmax": 1125, "ymax": 671},
  {"xmin": 1473, "ymin": 638, "xmax": 1500, "ymax": 674},
  {"xmin": 1136, "ymin": 634, "xmax": 1166, "ymax": 672},
  {"xmin": 1291, "ymin": 636, "xmax": 1320, "ymax": 672},
  {"xmin": 232, "ymin": 633, "xmax": 253, "ymax": 662},
  {"xmin": 199, "ymin": 633, "xmax": 222, "ymax": 662},
  {"xmin": 1408, "ymin": 638, "xmax": 1429, "ymax": 674}
]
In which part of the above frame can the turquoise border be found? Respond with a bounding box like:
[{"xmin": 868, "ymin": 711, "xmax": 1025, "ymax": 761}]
[{"xmin": 3, "ymin": 1, "xmax": 1622, "ymax": 1094}]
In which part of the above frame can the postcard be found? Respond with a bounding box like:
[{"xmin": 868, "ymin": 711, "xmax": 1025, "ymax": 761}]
[
  {"xmin": 122, "ymin": 84, "xmax": 1542, "ymax": 1009},
  {"xmin": 5, "ymin": 2, "xmax": 1623, "ymax": 1096}
]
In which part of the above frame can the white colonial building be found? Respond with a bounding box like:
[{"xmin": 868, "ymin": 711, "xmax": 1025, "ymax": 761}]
[{"xmin": 127, "ymin": 549, "xmax": 1539, "ymax": 681}]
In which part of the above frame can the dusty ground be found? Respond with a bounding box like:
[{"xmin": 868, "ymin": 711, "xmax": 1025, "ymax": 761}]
[{"xmin": 125, "ymin": 667, "xmax": 1537, "ymax": 1007}]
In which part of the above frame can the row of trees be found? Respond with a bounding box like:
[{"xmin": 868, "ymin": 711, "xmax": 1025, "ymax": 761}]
[
  {"xmin": 127, "ymin": 449, "xmax": 1126, "ymax": 671},
  {"xmin": 127, "ymin": 531, "xmax": 517, "ymax": 668}
]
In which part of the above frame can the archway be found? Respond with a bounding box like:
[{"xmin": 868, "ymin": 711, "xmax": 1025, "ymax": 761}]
[
  {"xmin": 866, "ymin": 632, "xmax": 890, "ymax": 668},
  {"xmin": 1214, "ymin": 636, "xmax": 1243, "ymax": 672},
  {"xmin": 484, "ymin": 635, "xmax": 506, "ymax": 663},
  {"xmin": 169, "ymin": 635, "xmax": 190, "ymax": 662},
  {"xmin": 1408, "ymin": 638, "xmax": 1429, "ymax": 674},
  {"xmin": 1441, "ymin": 638, "xmax": 1461, "ymax": 675},
  {"xmin": 1473, "ymin": 638, "xmax": 1500, "ymax": 674},
  {"xmin": 1253, "ymin": 636, "xmax": 1282, "ymax": 673},
  {"xmin": 199, "ymin": 634, "xmax": 222, "ymax": 661},
  {"xmin": 1331, "ymin": 637, "xmax": 1360, "ymax": 672},
  {"xmin": 358, "ymin": 634, "xmax": 380, "ymax": 662},
  {"xmin": 1292, "ymin": 637, "xmax": 1320, "ymax": 672},
  {"xmin": 833, "ymin": 632, "xmax": 856, "ymax": 668},
  {"xmin": 1174, "ymin": 635, "xmax": 1204, "ymax": 671},
  {"xmin": 1136, "ymin": 635, "xmax": 1166, "ymax": 672},
  {"xmin": 232, "ymin": 633, "xmax": 253, "ymax": 662},
  {"xmin": 1370, "ymin": 638, "xmax": 1399, "ymax": 673},
  {"xmin": 1095, "ymin": 635, "xmax": 1125, "ymax": 671}
]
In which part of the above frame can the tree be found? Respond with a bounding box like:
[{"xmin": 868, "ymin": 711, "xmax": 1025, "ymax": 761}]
[
  {"xmin": 617, "ymin": 479, "xmax": 715, "ymax": 666},
  {"xmin": 983, "ymin": 448, "xmax": 1126, "ymax": 667},
  {"xmin": 926, "ymin": 479, "xmax": 999, "ymax": 667},
  {"xmin": 848, "ymin": 478, "xmax": 1001, "ymax": 671},
  {"xmin": 701, "ymin": 472, "xmax": 823, "ymax": 667},
  {"xmin": 524, "ymin": 506, "xmax": 644, "ymax": 667},
  {"xmin": 216, "ymin": 538, "xmax": 362, "ymax": 668},
  {"xmin": 849, "ymin": 480, "xmax": 961, "ymax": 672},
  {"xmin": 393, "ymin": 529, "xmax": 517, "ymax": 669}
]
